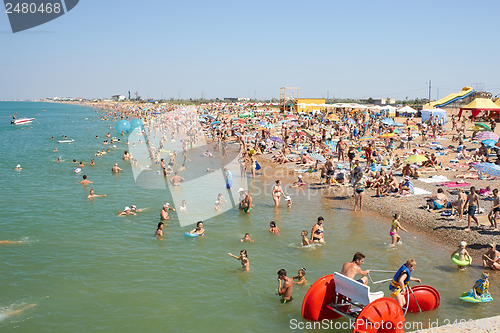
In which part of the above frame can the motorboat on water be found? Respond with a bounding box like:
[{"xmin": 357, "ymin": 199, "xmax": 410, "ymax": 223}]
[{"xmin": 11, "ymin": 117, "xmax": 35, "ymax": 125}]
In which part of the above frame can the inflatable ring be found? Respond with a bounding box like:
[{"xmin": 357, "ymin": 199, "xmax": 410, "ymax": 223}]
[
  {"xmin": 184, "ymin": 232, "xmax": 199, "ymax": 237},
  {"xmin": 460, "ymin": 291, "xmax": 493, "ymax": 303},
  {"xmin": 452, "ymin": 253, "xmax": 471, "ymax": 266}
]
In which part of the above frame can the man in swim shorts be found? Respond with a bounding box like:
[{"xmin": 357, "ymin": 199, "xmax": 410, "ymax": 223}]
[
  {"xmin": 170, "ymin": 172, "xmax": 184, "ymax": 186},
  {"xmin": 80, "ymin": 175, "xmax": 93, "ymax": 185},
  {"xmin": 241, "ymin": 191, "xmax": 252, "ymax": 213},
  {"xmin": 340, "ymin": 252, "xmax": 370, "ymax": 285},
  {"xmin": 277, "ymin": 269, "xmax": 293, "ymax": 303},
  {"xmin": 464, "ymin": 186, "xmax": 480, "ymax": 231}
]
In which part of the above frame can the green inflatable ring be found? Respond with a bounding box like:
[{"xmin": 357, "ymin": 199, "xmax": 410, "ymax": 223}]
[{"xmin": 452, "ymin": 253, "xmax": 471, "ymax": 266}]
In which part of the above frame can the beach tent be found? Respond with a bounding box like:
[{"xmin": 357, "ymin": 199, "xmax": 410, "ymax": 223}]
[
  {"xmin": 421, "ymin": 109, "xmax": 448, "ymax": 125},
  {"xmin": 398, "ymin": 106, "xmax": 417, "ymax": 117},
  {"xmin": 458, "ymin": 98, "xmax": 500, "ymax": 120}
]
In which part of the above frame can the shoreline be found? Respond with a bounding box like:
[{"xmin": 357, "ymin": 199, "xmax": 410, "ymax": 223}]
[{"xmin": 64, "ymin": 100, "xmax": 499, "ymax": 263}]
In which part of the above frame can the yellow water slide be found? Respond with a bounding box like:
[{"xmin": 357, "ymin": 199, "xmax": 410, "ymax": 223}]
[{"xmin": 424, "ymin": 86, "xmax": 474, "ymax": 109}]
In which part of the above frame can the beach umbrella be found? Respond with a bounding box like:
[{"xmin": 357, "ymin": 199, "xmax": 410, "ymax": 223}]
[
  {"xmin": 310, "ymin": 153, "xmax": 326, "ymax": 162},
  {"xmin": 472, "ymin": 163, "xmax": 500, "ymax": 177},
  {"xmin": 269, "ymin": 136, "xmax": 284, "ymax": 144},
  {"xmin": 405, "ymin": 154, "xmax": 428, "ymax": 163},
  {"xmin": 482, "ymin": 139, "xmax": 497, "ymax": 147},
  {"xmin": 358, "ymin": 137, "xmax": 374, "ymax": 141},
  {"xmin": 303, "ymin": 129, "xmax": 314, "ymax": 138},
  {"xmin": 348, "ymin": 118, "xmax": 356, "ymax": 125},
  {"xmin": 382, "ymin": 118, "xmax": 395, "ymax": 125},
  {"xmin": 476, "ymin": 131, "xmax": 499, "ymax": 141},
  {"xmin": 264, "ymin": 124, "xmax": 275, "ymax": 129},
  {"xmin": 211, "ymin": 121, "xmax": 220, "ymax": 126},
  {"xmin": 475, "ymin": 123, "xmax": 492, "ymax": 131},
  {"xmin": 466, "ymin": 126, "xmax": 486, "ymax": 131},
  {"xmin": 380, "ymin": 133, "xmax": 397, "ymax": 138}
]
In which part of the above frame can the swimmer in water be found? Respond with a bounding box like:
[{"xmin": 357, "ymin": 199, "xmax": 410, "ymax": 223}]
[
  {"xmin": 170, "ymin": 172, "xmax": 184, "ymax": 186},
  {"xmin": 190, "ymin": 221, "xmax": 205, "ymax": 235},
  {"xmin": 155, "ymin": 222, "xmax": 164, "ymax": 239},
  {"xmin": 215, "ymin": 200, "xmax": 221, "ymax": 211},
  {"xmin": 118, "ymin": 206, "xmax": 136, "ymax": 216},
  {"xmin": 0, "ymin": 240, "xmax": 23, "ymax": 245},
  {"xmin": 269, "ymin": 221, "xmax": 280, "ymax": 234},
  {"xmin": 56, "ymin": 157, "xmax": 62, "ymax": 162},
  {"xmin": 14, "ymin": 164, "xmax": 22, "ymax": 170},
  {"xmin": 228, "ymin": 250, "xmax": 249, "ymax": 271},
  {"xmin": 87, "ymin": 188, "xmax": 106, "ymax": 199},
  {"xmin": 293, "ymin": 268, "xmax": 307, "ymax": 285},
  {"xmin": 160, "ymin": 203, "xmax": 175, "ymax": 220},
  {"xmin": 285, "ymin": 196, "xmax": 292, "ymax": 208},
  {"xmin": 129, "ymin": 205, "xmax": 145, "ymax": 213},
  {"xmin": 240, "ymin": 233, "xmax": 255, "ymax": 242},
  {"xmin": 89, "ymin": 159, "xmax": 95, "ymax": 166},
  {"xmin": 111, "ymin": 163, "xmax": 123, "ymax": 173},
  {"xmin": 80, "ymin": 175, "xmax": 93, "ymax": 185},
  {"xmin": 301, "ymin": 230, "xmax": 310, "ymax": 246},
  {"xmin": 0, "ymin": 303, "xmax": 36, "ymax": 322}
]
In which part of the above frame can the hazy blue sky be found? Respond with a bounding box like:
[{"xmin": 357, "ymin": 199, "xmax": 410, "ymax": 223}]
[{"xmin": 1, "ymin": 0, "xmax": 499, "ymax": 100}]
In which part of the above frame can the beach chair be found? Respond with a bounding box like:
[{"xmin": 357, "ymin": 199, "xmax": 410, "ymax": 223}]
[{"xmin": 328, "ymin": 272, "xmax": 384, "ymax": 318}]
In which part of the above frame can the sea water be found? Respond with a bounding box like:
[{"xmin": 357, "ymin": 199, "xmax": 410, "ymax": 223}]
[{"xmin": 0, "ymin": 102, "xmax": 497, "ymax": 332}]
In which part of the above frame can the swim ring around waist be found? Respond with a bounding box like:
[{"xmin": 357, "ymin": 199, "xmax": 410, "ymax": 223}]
[
  {"xmin": 451, "ymin": 253, "xmax": 471, "ymax": 267},
  {"xmin": 184, "ymin": 232, "xmax": 199, "ymax": 238}
]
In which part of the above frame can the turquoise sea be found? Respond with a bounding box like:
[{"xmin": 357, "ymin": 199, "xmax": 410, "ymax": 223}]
[{"xmin": 0, "ymin": 101, "xmax": 498, "ymax": 332}]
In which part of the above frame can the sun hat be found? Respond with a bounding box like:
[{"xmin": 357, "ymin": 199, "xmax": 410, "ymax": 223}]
[
  {"xmin": 460, "ymin": 241, "xmax": 467, "ymax": 247},
  {"xmin": 131, "ymin": 205, "xmax": 137, "ymax": 210},
  {"xmin": 16, "ymin": 164, "xmax": 21, "ymax": 168},
  {"xmin": 298, "ymin": 175, "xmax": 303, "ymax": 178},
  {"xmin": 238, "ymin": 188, "xmax": 244, "ymax": 192},
  {"xmin": 124, "ymin": 206, "xmax": 130, "ymax": 211},
  {"xmin": 285, "ymin": 196, "xmax": 291, "ymax": 201}
]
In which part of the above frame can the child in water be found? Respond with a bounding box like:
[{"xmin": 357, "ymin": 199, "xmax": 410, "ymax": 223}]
[
  {"xmin": 472, "ymin": 272, "xmax": 490, "ymax": 299},
  {"xmin": 228, "ymin": 250, "xmax": 249, "ymax": 271},
  {"xmin": 293, "ymin": 268, "xmax": 307, "ymax": 285},
  {"xmin": 390, "ymin": 213, "xmax": 407, "ymax": 246},
  {"xmin": 451, "ymin": 241, "xmax": 472, "ymax": 271},
  {"xmin": 269, "ymin": 221, "xmax": 280, "ymax": 234},
  {"xmin": 240, "ymin": 233, "xmax": 255, "ymax": 242},
  {"xmin": 179, "ymin": 200, "xmax": 187, "ymax": 212},
  {"xmin": 285, "ymin": 196, "xmax": 293, "ymax": 208},
  {"xmin": 301, "ymin": 230, "xmax": 310, "ymax": 246}
]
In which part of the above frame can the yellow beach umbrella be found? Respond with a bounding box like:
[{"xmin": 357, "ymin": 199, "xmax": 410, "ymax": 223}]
[
  {"xmin": 466, "ymin": 126, "xmax": 486, "ymax": 131},
  {"xmin": 359, "ymin": 137, "xmax": 374, "ymax": 141},
  {"xmin": 380, "ymin": 133, "xmax": 397, "ymax": 138},
  {"xmin": 405, "ymin": 154, "xmax": 428, "ymax": 163}
]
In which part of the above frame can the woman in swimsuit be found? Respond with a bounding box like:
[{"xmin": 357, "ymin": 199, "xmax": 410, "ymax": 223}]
[
  {"xmin": 269, "ymin": 221, "xmax": 280, "ymax": 234},
  {"xmin": 228, "ymin": 250, "xmax": 249, "ymax": 271},
  {"xmin": 190, "ymin": 221, "xmax": 205, "ymax": 235},
  {"xmin": 390, "ymin": 213, "xmax": 407, "ymax": 246},
  {"xmin": 250, "ymin": 155, "xmax": 257, "ymax": 179},
  {"xmin": 272, "ymin": 180, "xmax": 285, "ymax": 206},
  {"xmin": 155, "ymin": 222, "xmax": 164, "ymax": 239},
  {"xmin": 310, "ymin": 217, "xmax": 325, "ymax": 243}
]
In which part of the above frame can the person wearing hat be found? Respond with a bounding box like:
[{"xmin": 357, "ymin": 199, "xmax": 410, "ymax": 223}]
[
  {"xmin": 160, "ymin": 203, "xmax": 175, "ymax": 221},
  {"xmin": 111, "ymin": 163, "xmax": 123, "ymax": 173},
  {"xmin": 292, "ymin": 174, "xmax": 306, "ymax": 187},
  {"xmin": 482, "ymin": 243, "xmax": 500, "ymax": 271},
  {"xmin": 397, "ymin": 176, "xmax": 414, "ymax": 196},
  {"xmin": 451, "ymin": 241, "xmax": 472, "ymax": 271},
  {"xmin": 118, "ymin": 206, "xmax": 136, "ymax": 216},
  {"xmin": 14, "ymin": 164, "xmax": 22, "ymax": 170}
]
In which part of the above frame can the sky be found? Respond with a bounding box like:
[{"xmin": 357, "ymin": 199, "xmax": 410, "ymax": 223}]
[{"xmin": 1, "ymin": 0, "xmax": 500, "ymax": 100}]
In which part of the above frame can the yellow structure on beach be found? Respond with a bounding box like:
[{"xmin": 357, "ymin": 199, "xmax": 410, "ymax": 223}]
[{"xmin": 296, "ymin": 98, "xmax": 326, "ymax": 113}]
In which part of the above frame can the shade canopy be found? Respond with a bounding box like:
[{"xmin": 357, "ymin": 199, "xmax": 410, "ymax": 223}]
[
  {"xmin": 421, "ymin": 109, "xmax": 448, "ymax": 125},
  {"xmin": 459, "ymin": 98, "xmax": 500, "ymax": 119}
]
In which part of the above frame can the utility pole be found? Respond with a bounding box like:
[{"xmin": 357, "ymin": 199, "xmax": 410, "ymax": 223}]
[
  {"xmin": 428, "ymin": 80, "xmax": 431, "ymax": 104},
  {"xmin": 437, "ymin": 88, "xmax": 439, "ymax": 100},
  {"xmin": 327, "ymin": 90, "xmax": 329, "ymax": 100}
]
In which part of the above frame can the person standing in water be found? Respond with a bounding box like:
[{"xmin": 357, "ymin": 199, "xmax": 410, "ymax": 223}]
[
  {"xmin": 228, "ymin": 250, "xmax": 249, "ymax": 271},
  {"xmin": 277, "ymin": 269, "xmax": 293, "ymax": 303},
  {"xmin": 389, "ymin": 259, "xmax": 421, "ymax": 308},
  {"xmin": 87, "ymin": 188, "xmax": 106, "ymax": 199},
  {"xmin": 160, "ymin": 203, "xmax": 175, "ymax": 220},
  {"xmin": 155, "ymin": 222, "xmax": 164, "ymax": 239},
  {"xmin": 310, "ymin": 216, "xmax": 325, "ymax": 243},
  {"xmin": 272, "ymin": 180, "xmax": 285, "ymax": 206},
  {"xmin": 390, "ymin": 213, "xmax": 408, "ymax": 246}
]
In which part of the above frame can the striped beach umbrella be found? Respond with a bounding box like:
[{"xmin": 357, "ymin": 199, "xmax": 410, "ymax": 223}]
[
  {"xmin": 476, "ymin": 131, "xmax": 499, "ymax": 141},
  {"xmin": 405, "ymin": 154, "xmax": 428, "ymax": 163},
  {"xmin": 475, "ymin": 123, "xmax": 492, "ymax": 131}
]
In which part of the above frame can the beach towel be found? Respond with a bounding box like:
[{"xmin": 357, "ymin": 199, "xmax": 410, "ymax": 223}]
[
  {"xmin": 440, "ymin": 182, "xmax": 471, "ymax": 188},
  {"xmin": 398, "ymin": 187, "xmax": 431, "ymax": 197},
  {"xmin": 418, "ymin": 175, "xmax": 450, "ymax": 183}
]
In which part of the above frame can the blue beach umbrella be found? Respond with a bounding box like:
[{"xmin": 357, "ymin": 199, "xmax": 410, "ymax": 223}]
[
  {"xmin": 472, "ymin": 163, "xmax": 500, "ymax": 177},
  {"xmin": 482, "ymin": 139, "xmax": 497, "ymax": 147},
  {"xmin": 211, "ymin": 121, "xmax": 220, "ymax": 126}
]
